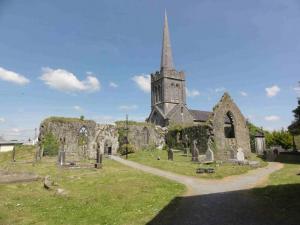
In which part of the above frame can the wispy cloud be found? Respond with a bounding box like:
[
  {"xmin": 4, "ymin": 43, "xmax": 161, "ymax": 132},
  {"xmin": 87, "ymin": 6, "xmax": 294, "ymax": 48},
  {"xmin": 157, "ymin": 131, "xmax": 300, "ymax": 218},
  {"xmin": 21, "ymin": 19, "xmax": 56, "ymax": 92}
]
[
  {"xmin": 132, "ymin": 74, "xmax": 150, "ymax": 93},
  {"xmin": 265, "ymin": 85, "xmax": 280, "ymax": 97},
  {"xmin": 0, "ymin": 66, "xmax": 30, "ymax": 85},
  {"xmin": 0, "ymin": 117, "xmax": 5, "ymax": 123},
  {"xmin": 294, "ymin": 85, "xmax": 300, "ymax": 95},
  {"xmin": 264, "ymin": 115, "xmax": 280, "ymax": 121},
  {"xmin": 109, "ymin": 81, "xmax": 118, "ymax": 88},
  {"xmin": 186, "ymin": 88, "xmax": 200, "ymax": 97},
  {"xmin": 215, "ymin": 87, "xmax": 226, "ymax": 93},
  {"xmin": 240, "ymin": 91, "xmax": 248, "ymax": 97},
  {"xmin": 73, "ymin": 105, "xmax": 83, "ymax": 112},
  {"xmin": 118, "ymin": 104, "xmax": 138, "ymax": 111},
  {"xmin": 40, "ymin": 67, "xmax": 100, "ymax": 93}
]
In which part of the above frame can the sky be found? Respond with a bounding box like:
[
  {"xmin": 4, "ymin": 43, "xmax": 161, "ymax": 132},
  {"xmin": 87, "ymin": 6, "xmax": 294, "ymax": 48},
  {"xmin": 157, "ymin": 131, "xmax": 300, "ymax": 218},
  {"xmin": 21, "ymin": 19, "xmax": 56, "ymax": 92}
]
[{"xmin": 0, "ymin": 0, "xmax": 299, "ymax": 140}]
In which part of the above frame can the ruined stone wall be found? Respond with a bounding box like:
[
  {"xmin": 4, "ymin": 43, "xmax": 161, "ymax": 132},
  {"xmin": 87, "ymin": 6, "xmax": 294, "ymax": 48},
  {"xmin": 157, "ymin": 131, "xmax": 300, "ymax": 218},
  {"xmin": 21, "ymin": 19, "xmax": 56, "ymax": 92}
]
[
  {"xmin": 39, "ymin": 117, "xmax": 118, "ymax": 161},
  {"xmin": 210, "ymin": 93, "xmax": 251, "ymax": 160},
  {"xmin": 117, "ymin": 122, "xmax": 166, "ymax": 150}
]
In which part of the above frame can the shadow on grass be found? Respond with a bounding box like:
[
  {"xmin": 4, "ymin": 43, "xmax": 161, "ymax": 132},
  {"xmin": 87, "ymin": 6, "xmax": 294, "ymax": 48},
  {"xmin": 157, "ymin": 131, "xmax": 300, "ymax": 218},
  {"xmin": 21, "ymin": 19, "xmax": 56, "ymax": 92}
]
[{"xmin": 147, "ymin": 184, "xmax": 300, "ymax": 225}]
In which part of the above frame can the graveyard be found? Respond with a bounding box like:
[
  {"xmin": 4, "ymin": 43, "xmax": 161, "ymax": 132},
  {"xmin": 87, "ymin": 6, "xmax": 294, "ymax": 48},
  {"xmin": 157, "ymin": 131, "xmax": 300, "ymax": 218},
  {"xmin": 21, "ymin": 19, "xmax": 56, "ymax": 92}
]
[
  {"xmin": 1, "ymin": 1, "xmax": 300, "ymax": 224},
  {"xmin": 0, "ymin": 145, "xmax": 184, "ymax": 225}
]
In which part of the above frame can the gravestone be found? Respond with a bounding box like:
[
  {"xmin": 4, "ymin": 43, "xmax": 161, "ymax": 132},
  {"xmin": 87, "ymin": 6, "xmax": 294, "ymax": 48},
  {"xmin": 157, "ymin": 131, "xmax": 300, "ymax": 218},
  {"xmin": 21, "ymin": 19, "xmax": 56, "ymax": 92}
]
[
  {"xmin": 191, "ymin": 140, "xmax": 199, "ymax": 162},
  {"xmin": 58, "ymin": 150, "xmax": 65, "ymax": 166},
  {"xmin": 168, "ymin": 149, "xmax": 173, "ymax": 161},
  {"xmin": 205, "ymin": 147, "xmax": 214, "ymax": 162},
  {"xmin": 95, "ymin": 145, "xmax": 103, "ymax": 169},
  {"xmin": 236, "ymin": 148, "xmax": 245, "ymax": 161}
]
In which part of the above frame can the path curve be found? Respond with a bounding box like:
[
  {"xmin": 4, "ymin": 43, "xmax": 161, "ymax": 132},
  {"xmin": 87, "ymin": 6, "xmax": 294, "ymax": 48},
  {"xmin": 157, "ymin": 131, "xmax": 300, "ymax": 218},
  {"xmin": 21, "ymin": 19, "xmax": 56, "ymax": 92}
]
[{"xmin": 110, "ymin": 155, "xmax": 282, "ymax": 195}]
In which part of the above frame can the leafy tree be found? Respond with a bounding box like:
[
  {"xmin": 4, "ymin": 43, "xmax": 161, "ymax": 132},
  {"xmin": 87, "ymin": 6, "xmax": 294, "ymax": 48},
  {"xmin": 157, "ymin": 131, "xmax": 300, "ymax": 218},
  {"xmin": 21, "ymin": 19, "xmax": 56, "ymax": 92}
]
[
  {"xmin": 247, "ymin": 121, "xmax": 263, "ymax": 151},
  {"xmin": 288, "ymin": 97, "xmax": 300, "ymax": 136},
  {"xmin": 80, "ymin": 115, "xmax": 85, "ymax": 121},
  {"xmin": 265, "ymin": 129, "xmax": 293, "ymax": 149},
  {"xmin": 42, "ymin": 132, "xmax": 59, "ymax": 156}
]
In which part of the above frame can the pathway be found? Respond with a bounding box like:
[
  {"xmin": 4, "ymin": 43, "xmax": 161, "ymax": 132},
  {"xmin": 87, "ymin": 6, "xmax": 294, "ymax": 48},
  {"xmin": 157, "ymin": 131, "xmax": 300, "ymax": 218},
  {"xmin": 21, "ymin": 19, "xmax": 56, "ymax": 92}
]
[{"xmin": 111, "ymin": 155, "xmax": 285, "ymax": 225}]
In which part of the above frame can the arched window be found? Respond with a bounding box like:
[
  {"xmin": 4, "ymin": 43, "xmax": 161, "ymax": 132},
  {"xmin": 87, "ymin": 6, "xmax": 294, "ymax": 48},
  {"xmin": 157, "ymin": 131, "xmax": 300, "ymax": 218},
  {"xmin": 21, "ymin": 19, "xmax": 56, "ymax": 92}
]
[{"xmin": 224, "ymin": 112, "xmax": 235, "ymax": 138}]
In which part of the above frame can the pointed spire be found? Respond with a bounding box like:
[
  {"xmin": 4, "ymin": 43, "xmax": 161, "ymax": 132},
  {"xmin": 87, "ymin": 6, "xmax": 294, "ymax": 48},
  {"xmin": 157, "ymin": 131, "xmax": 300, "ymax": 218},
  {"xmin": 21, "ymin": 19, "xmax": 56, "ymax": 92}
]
[{"xmin": 161, "ymin": 10, "xmax": 174, "ymax": 70}]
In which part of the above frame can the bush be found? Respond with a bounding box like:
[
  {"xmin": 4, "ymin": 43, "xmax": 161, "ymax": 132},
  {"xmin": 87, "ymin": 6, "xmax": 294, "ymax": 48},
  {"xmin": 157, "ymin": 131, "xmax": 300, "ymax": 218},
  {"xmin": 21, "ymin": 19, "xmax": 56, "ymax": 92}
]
[
  {"xmin": 42, "ymin": 132, "xmax": 59, "ymax": 156},
  {"xmin": 118, "ymin": 144, "xmax": 135, "ymax": 155}
]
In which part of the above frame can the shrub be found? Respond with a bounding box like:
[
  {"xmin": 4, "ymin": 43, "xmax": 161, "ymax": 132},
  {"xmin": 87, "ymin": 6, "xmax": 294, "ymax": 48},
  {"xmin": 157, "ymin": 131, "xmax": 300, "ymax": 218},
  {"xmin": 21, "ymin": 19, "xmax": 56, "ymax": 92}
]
[
  {"xmin": 118, "ymin": 144, "xmax": 135, "ymax": 155},
  {"xmin": 42, "ymin": 132, "xmax": 59, "ymax": 156}
]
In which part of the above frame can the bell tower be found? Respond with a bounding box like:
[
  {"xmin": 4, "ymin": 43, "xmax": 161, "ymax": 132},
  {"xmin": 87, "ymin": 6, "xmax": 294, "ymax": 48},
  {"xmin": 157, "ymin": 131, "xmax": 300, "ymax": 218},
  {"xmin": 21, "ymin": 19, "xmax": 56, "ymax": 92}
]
[{"xmin": 151, "ymin": 11, "xmax": 186, "ymax": 116}]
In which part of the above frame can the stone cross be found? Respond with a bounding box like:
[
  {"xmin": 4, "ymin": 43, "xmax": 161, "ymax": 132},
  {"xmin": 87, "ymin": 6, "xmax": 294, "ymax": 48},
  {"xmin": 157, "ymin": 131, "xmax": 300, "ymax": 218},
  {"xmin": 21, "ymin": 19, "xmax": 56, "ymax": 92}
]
[{"xmin": 191, "ymin": 140, "xmax": 199, "ymax": 162}]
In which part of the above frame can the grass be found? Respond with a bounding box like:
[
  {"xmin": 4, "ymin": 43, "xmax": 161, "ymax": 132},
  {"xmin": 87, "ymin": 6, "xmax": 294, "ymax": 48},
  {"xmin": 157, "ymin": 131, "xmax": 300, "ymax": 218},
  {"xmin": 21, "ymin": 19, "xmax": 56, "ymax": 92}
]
[
  {"xmin": 126, "ymin": 149, "xmax": 267, "ymax": 179},
  {"xmin": 0, "ymin": 146, "xmax": 185, "ymax": 225},
  {"xmin": 253, "ymin": 154, "xmax": 300, "ymax": 222}
]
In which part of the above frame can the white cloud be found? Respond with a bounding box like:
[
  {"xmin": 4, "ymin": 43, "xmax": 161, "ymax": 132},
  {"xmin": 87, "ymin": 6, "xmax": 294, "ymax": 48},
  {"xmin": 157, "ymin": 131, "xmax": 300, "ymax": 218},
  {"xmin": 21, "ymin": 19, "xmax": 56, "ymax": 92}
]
[
  {"xmin": 132, "ymin": 74, "xmax": 151, "ymax": 93},
  {"xmin": 0, "ymin": 66, "xmax": 30, "ymax": 85},
  {"xmin": 215, "ymin": 87, "xmax": 226, "ymax": 92},
  {"xmin": 73, "ymin": 105, "xmax": 83, "ymax": 112},
  {"xmin": 0, "ymin": 118, "xmax": 5, "ymax": 123},
  {"xmin": 186, "ymin": 88, "xmax": 200, "ymax": 97},
  {"xmin": 294, "ymin": 86, "xmax": 300, "ymax": 95},
  {"xmin": 40, "ymin": 67, "xmax": 100, "ymax": 93},
  {"xmin": 109, "ymin": 82, "xmax": 118, "ymax": 88},
  {"xmin": 265, "ymin": 85, "xmax": 280, "ymax": 97},
  {"xmin": 119, "ymin": 104, "xmax": 138, "ymax": 111},
  {"xmin": 264, "ymin": 115, "xmax": 280, "ymax": 121},
  {"xmin": 240, "ymin": 91, "xmax": 248, "ymax": 97}
]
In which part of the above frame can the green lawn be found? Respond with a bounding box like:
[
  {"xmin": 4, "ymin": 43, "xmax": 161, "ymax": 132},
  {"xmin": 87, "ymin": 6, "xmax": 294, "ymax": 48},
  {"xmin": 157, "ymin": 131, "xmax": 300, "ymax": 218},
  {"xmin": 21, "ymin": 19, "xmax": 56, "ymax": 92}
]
[
  {"xmin": 253, "ymin": 154, "xmax": 300, "ymax": 222},
  {"xmin": 0, "ymin": 146, "xmax": 185, "ymax": 225},
  {"xmin": 126, "ymin": 149, "xmax": 267, "ymax": 179}
]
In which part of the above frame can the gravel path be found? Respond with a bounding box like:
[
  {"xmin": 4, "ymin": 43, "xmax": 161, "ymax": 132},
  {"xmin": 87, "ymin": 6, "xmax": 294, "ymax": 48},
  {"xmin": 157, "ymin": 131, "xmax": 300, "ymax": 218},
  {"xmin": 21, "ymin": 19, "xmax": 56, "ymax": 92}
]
[
  {"xmin": 111, "ymin": 156, "xmax": 286, "ymax": 225},
  {"xmin": 111, "ymin": 155, "xmax": 282, "ymax": 195}
]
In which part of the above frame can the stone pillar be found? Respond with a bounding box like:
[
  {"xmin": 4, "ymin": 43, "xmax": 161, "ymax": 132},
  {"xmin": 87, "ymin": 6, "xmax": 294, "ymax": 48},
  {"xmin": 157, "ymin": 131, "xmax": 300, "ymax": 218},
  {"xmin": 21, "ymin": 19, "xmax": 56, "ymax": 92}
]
[{"xmin": 12, "ymin": 146, "xmax": 16, "ymax": 162}]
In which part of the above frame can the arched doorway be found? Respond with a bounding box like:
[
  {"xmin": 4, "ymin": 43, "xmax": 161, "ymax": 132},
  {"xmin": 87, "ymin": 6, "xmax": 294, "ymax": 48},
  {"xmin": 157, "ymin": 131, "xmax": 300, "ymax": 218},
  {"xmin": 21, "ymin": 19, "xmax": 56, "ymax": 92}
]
[{"xmin": 104, "ymin": 139, "xmax": 112, "ymax": 155}]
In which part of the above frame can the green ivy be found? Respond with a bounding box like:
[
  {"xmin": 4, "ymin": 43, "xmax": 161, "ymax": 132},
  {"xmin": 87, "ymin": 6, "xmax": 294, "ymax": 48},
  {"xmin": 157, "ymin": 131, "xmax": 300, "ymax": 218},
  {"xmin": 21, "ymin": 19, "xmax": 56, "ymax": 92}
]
[{"xmin": 41, "ymin": 132, "xmax": 59, "ymax": 156}]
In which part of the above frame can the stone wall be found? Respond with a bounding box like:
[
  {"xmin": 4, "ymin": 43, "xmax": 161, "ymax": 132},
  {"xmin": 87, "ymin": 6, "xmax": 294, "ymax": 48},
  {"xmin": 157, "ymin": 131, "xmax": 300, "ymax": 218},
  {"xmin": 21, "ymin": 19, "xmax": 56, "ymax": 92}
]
[
  {"xmin": 39, "ymin": 117, "xmax": 118, "ymax": 161},
  {"xmin": 116, "ymin": 122, "xmax": 166, "ymax": 150},
  {"xmin": 210, "ymin": 93, "xmax": 251, "ymax": 160}
]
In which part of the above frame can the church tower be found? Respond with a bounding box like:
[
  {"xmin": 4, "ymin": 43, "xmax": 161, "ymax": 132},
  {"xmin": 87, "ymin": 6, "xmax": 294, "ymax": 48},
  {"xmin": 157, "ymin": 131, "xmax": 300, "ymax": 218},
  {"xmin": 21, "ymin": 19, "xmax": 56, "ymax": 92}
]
[{"xmin": 150, "ymin": 11, "xmax": 186, "ymax": 118}]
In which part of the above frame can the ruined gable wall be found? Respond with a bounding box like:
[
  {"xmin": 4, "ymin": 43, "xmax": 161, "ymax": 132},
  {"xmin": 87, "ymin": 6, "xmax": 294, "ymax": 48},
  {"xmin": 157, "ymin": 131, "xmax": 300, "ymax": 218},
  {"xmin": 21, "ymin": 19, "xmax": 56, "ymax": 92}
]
[{"xmin": 211, "ymin": 93, "xmax": 251, "ymax": 160}]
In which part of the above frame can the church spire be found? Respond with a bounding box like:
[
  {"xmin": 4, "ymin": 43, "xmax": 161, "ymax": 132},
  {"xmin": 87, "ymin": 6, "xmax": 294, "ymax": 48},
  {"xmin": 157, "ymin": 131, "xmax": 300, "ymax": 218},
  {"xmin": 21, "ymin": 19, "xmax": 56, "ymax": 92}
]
[{"xmin": 160, "ymin": 10, "xmax": 174, "ymax": 70}]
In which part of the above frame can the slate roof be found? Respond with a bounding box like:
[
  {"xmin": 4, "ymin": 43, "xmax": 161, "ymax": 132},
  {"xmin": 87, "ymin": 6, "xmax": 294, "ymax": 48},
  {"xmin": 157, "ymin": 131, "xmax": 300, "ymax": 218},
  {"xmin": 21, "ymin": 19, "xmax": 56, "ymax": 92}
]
[{"xmin": 188, "ymin": 110, "xmax": 212, "ymax": 122}]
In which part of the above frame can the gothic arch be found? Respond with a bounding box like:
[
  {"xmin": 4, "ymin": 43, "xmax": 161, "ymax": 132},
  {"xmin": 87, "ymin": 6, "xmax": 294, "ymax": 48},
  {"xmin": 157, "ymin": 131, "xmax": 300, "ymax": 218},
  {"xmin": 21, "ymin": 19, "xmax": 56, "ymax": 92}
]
[{"xmin": 224, "ymin": 111, "xmax": 235, "ymax": 138}]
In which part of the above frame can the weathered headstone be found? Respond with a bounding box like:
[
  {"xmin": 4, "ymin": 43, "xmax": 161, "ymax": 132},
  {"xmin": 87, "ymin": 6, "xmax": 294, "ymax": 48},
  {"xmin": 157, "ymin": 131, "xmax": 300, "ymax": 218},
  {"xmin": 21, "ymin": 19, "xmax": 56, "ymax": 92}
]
[
  {"xmin": 236, "ymin": 148, "xmax": 245, "ymax": 161},
  {"xmin": 95, "ymin": 149, "xmax": 103, "ymax": 169},
  {"xmin": 58, "ymin": 150, "xmax": 66, "ymax": 166},
  {"xmin": 191, "ymin": 140, "xmax": 199, "ymax": 162},
  {"xmin": 168, "ymin": 149, "xmax": 173, "ymax": 161},
  {"xmin": 205, "ymin": 147, "xmax": 214, "ymax": 162}
]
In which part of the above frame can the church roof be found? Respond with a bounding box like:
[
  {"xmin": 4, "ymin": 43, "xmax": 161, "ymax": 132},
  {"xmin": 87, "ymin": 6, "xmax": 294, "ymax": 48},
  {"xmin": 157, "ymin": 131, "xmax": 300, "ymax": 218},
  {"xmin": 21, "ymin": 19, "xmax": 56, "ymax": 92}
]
[{"xmin": 188, "ymin": 110, "xmax": 212, "ymax": 122}]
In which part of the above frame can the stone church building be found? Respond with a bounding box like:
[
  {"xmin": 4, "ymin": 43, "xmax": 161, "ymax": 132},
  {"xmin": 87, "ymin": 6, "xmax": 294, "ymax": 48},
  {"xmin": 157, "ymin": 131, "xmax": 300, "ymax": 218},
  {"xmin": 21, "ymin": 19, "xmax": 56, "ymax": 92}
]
[{"xmin": 147, "ymin": 12, "xmax": 251, "ymax": 158}]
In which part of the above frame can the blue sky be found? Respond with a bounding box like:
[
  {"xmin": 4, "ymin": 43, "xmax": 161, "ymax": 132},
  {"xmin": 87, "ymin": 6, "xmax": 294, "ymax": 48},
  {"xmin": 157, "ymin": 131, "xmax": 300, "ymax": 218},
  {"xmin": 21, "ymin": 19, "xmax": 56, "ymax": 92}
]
[{"xmin": 0, "ymin": 0, "xmax": 299, "ymax": 140}]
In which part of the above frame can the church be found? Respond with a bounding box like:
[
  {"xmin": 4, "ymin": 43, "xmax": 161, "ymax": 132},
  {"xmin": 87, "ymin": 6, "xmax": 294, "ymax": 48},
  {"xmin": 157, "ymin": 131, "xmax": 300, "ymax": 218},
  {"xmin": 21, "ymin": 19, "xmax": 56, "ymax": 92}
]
[{"xmin": 147, "ymin": 12, "xmax": 251, "ymax": 159}]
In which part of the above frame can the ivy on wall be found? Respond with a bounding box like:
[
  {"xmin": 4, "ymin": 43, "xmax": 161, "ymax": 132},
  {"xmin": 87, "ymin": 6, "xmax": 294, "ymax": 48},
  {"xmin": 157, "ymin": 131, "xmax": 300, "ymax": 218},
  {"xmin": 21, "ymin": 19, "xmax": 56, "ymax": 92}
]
[{"xmin": 166, "ymin": 125, "xmax": 210, "ymax": 153}]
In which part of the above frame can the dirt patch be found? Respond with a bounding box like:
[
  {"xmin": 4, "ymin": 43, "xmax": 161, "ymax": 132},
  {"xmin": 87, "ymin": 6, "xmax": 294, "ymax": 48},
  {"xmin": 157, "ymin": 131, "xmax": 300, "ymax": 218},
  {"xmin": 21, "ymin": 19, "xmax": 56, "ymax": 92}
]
[{"xmin": 0, "ymin": 170, "xmax": 40, "ymax": 184}]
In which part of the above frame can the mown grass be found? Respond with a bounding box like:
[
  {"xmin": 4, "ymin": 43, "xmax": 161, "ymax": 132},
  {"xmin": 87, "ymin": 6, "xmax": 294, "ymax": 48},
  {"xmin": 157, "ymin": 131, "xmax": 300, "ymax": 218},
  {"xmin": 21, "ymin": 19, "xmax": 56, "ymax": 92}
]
[
  {"xmin": 0, "ymin": 146, "xmax": 185, "ymax": 225},
  {"xmin": 253, "ymin": 154, "xmax": 300, "ymax": 222},
  {"xmin": 126, "ymin": 149, "xmax": 267, "ymax": 179}
]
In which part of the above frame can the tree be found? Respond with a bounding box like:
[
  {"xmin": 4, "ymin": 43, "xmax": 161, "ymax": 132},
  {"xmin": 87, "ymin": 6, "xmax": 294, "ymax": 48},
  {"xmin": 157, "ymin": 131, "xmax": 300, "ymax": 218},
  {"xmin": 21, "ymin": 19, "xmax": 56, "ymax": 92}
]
[
  {"xmin": 288, "ymin": 98, "xmax": 300, "ymax": 136},
  {"xmin": 42, "ymin": 132, "xmax": 59, "ymax": 156},
  {"xmin": 80, "ymin": 115, "xmax": 85, "ymax": 121}
]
